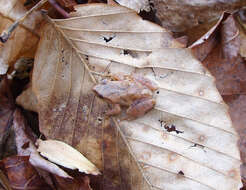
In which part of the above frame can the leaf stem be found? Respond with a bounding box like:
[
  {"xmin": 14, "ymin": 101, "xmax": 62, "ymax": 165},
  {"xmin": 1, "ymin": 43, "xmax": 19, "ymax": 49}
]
[
  {"xmin": 48, "ymin": 0, "xmax": 70, "ymax": 19},
  {"xmin": 0, "ymin": 0, "xmax": 48, "ymax": 43},
  {"xmin": 43, "ymin": 13, "xmax": 97, "ymax": 84}
]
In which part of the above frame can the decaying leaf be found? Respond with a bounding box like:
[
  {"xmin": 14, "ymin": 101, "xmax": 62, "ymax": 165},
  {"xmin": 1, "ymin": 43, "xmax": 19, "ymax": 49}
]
[
  {"xmin": 237, "ymin": 9, "xmax": 246, "ymax": 58},
  {"xmin": 16, "ymin": 85, "xmax": 38, "ymax": 112},
  {"xmin": 32, "ymin": 4, "xmax": 242, "ymax": 189},
  {"xmin": 0, "ymin": 77, "xmax": 15, "ymax": 159},
  {"xmin": 0, "ymin": 0, "xmax": 43, "ymax": 74},
  {"xmin": 192, "ymin": 13, "xmax": 246, "ymax": 96},
  {"xmin": 13, "ymin": 109, "xmax": 71, "ymax": 180},
  {"xmin": 54, "ymin": 174, "xmax": 92, "ymax": 190},
  {"xmin": 151, "ymin": 0, "xmax": 246, "ymax": 32},
  {"xmin": 0, "ymin": 169, "xmax": 12, "ymax": 190},
  {"xmin": 37, "ymin": 139, "xmax": 100, "ymax": 175},
  {"xmin": 115, "ymin": 0, "xmax": 151, "ymax": 12},
  {"xmin": 56, "ymin": 0, "xmax": 77, "ymax": 10},
  {"xmin": 190, "ymin": 10, "xmax": 246, "ymax": 188},
  {"xmin": 0, "ymin": 156, "xmax": 52, "ymax": 190}
]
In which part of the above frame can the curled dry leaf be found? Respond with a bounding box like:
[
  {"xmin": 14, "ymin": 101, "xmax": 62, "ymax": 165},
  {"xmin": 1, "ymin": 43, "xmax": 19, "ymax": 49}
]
[
  {"xmin": 190, "ymin": 10, "xmax": 246, "ymax": 187},
  {"xmin": 37, "ymin": 139, "xmax": 100, "ymax": 175},
  {"xmin": 0, "ymin": 0, "xmax": 43, "ymax": 74},
  {"xmin": 193, "ymin": 12, "xmax": 246, "ymax": 96},
  {"xmin": 13, "ymin": 109, "xmax": 71, "ymax": 179},
  {"xmin": 16, "ymin": 85, "xmax": 38, "ymax": 112},
  {"xmin": 151, "ymin": 0, "xmax": 246, "ymax": 32},
  {"xmin": 32, "ymin": 4, "xmax": 242, "ymax": 189},
  {"xmin": 0, "ymin": 156, "xmax": 52, "ymax": 190}
]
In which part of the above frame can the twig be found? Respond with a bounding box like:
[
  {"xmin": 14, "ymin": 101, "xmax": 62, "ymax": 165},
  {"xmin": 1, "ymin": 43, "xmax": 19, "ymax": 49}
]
[
  {"xmin": 0, "ymin": 0, "xmax": 48, "ymax": 43},
  {"xmin": 48, "ymin": 0, "xmax": 70, "ymax": 19}
]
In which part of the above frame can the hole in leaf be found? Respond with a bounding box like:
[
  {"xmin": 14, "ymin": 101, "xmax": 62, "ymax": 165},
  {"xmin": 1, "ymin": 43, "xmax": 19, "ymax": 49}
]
[
  {"xmin": 97, "ymin": 117, "xmax": 103, "ymax": 122},
  {"xmin": 21, "ymin": 141, "xmax": 30, "ymax": 149},
  {"xmin": 178, "ymin": 170, "xmax": 184, "ymax": 175},
  {"xmin": 164, "ymin": 124, "xmax": 183, "ymax": 134},
  {"xmin": 103, "ymin": 36, "xmax": 115, "ymax": 43}
]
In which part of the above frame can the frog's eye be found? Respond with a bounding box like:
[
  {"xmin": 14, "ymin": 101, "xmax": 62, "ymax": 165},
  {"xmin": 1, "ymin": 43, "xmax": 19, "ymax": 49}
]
[{"xmin": 156, "ymin": 91, "xmax": 160, "ymax": 94}]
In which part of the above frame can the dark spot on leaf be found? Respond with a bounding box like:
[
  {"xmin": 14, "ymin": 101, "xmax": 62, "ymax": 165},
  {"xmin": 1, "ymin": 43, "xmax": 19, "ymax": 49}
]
[
  {"xmin": 21, "ymin": 141, "xmax": 30, "ymax": 149},
  {"xmin": 164, "ymin": 124, "xmax": 183, "ymax": 134},
  {"xmin": 191, "ymin": 143, "xmax": 205, "ymax": 149},
  {"xmin": 97, "ymin": 117, "xmax": 102, "ymax": 122},
  {"xmin": 123, "ymin": 49, "xmax": 129, "ymax": 55},
  {"xmin": 121, "ymin": 49, "xmax": 139, "ymax": 58},
  {"xmin": 103, "ymin": 36, "xmax": 115, "ymax": 43},
  {"xmin": 178, "ymin": 170, "xmax": 184, "ymax": 175}
]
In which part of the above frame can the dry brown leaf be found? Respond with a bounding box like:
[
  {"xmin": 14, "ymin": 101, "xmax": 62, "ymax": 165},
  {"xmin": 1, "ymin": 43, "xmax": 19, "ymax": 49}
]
[
  {"xmin": 192, "ymin": 13, "xmax": 246, "ymax": 96},
  {"xmin": 56, "ymin": 0, "xmax": 77, "ymax": 10},
  {"xmin": 0, "ymin": 77, "xmax": 15, "ymax": 159},
  {"xmin": 54, "ymin": 174, "xmax": 92, "ymax": 190},
  {"xmin": 239, "ymin": 29, "xmax": 246, "ymax": 58},
  {"xmin": 0, "ymin": 0, "xmax": 43, "ymax": 74},
  {"xmin": 16, "ymin": 85, "xmax": 38, "ymax": 112},
  {"xmin": 237, "ymin": 9, "xmax": 246, "ymax": 59},
  {"xmin": 12, "ymin": 109, "xmax": 72, "ymax": 180},
  {"xmin": 0, "ymin": 169, "xmax": 12, "ymax": 190},
  {"xmin": 115, "ymin": 0, "xmax": 150, "ymax": 12},
  {"xmin": 32, "ymin": 4, "xmax": 242, "ymax": 189},
  {"xmin": 37, "ymin": 139, "xmax": 100, "ymax": 175},
  {"xmin": 0, "ymin": 156, "xmax": 52, "ymax": 190},
  {"xmin": 151, "ymin": 0, "xmax": 246, "ymax": 32}
]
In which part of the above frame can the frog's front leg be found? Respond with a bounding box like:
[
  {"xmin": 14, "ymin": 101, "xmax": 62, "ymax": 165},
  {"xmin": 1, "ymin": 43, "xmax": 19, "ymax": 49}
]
[
  {"xmin": 126, "ymin": 98, "xmax": 155, "ymax": 119},
  {"xmin": 106, "ymin": 104, "xmax": 121, "ymax": 116}
]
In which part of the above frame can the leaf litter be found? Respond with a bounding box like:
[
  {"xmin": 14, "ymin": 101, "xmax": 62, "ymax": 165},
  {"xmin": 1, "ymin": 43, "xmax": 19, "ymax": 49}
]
[
  {"xmin": 1, "ymin": 0, "xmax": 246, "ymax": 190},
  {"xmin": 30, "ymin": 3, "xmax": 242, "ymax": 189}
]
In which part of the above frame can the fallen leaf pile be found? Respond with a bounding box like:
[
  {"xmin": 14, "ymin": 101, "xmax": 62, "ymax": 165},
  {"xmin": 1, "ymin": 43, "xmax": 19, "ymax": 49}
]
[{"xmin": 0, "ymin": 0, "xmax": 246, "ymax": 190}]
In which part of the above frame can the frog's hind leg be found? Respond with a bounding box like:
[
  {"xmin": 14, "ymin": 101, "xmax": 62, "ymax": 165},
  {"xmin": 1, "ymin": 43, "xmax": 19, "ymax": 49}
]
[{"xmin": 106, "ymin": 104, "xmax": 121, "ymax": 116}]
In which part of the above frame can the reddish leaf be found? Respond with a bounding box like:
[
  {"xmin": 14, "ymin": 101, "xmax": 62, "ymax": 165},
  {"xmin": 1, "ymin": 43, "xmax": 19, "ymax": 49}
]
[
  {"xmin": 191, "ymin": 13, "xmax": 246, "ymax": 96},
  {"xmin": 1, "ymin": 156, "xmax": 52, "ymax": 190},
  {"xmin": 190, "ymin": 11, "xmax": 246, "ymax": 188},
  {"xmin": 0, "ymin": 76, "xmax": 15, "ymax": 158},
  {"xmin": 56, "ymin": 0, "xmax": 77, "ymax": 9},
  {"xmin": 54, "ymin": 173, "xmax": 92, "ymax": 190}
]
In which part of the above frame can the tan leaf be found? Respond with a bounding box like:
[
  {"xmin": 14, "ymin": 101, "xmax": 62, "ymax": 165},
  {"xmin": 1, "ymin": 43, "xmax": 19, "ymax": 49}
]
[
  {"xmin": 32, "ymin": 4, "xmax": 242, "ymax": 189},
  {"xmin": 36, "ymin": 139, "xmax": 100, "ymax": 175},
  {"xmin": 115, "ymin": 0, "xmax": 150, "ymax": 12},
  {"xmin": 16, "ymin": 85, "xmax": 38, "ymax": 113},
  {"xmin": 13, "ymin": 109, "xmax": 71, "ymax": 180},
  {"xmin": 151, "ymin": 0, "xmax": 246, "ymax": 32},
  {"xmin": 0, "ymin": 0, "xmax": 43, "ymax": 74}
]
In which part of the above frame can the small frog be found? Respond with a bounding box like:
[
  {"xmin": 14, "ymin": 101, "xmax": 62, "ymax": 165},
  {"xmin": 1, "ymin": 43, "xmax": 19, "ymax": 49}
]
[{"xmin": 93, "ymin": 73, "xmax": 158, "ymax": 119}]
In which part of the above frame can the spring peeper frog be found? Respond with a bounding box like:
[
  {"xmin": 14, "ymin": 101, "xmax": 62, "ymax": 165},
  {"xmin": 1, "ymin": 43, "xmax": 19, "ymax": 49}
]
[{"xmin": 93, "ymin": 74, "xmax": 158, "ymax": 119}]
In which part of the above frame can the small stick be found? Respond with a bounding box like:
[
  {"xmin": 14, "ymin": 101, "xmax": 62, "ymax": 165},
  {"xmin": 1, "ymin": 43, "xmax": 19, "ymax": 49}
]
[
  {"xmin": 0, "ymin": 0, "xmax": 48, "ymax": 43},
  {"xmin": 48, "ymin": 0, "xmax": 70, "ymax": 19}
]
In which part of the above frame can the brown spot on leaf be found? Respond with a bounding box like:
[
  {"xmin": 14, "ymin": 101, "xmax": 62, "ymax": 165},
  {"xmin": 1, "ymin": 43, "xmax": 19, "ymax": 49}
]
[
  {"xmin": 168, "ymin": 153, "xmax": 178, "ymax": 162},
  {"xmin": 199, "ymin": 135, "xmax": 206, "ymax": 142}
]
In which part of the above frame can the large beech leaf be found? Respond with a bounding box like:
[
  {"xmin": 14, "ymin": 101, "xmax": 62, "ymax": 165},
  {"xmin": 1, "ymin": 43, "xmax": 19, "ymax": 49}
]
[{"xmin": 32, "ymin": 4, "xmax": 242, "ymax": 189}]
